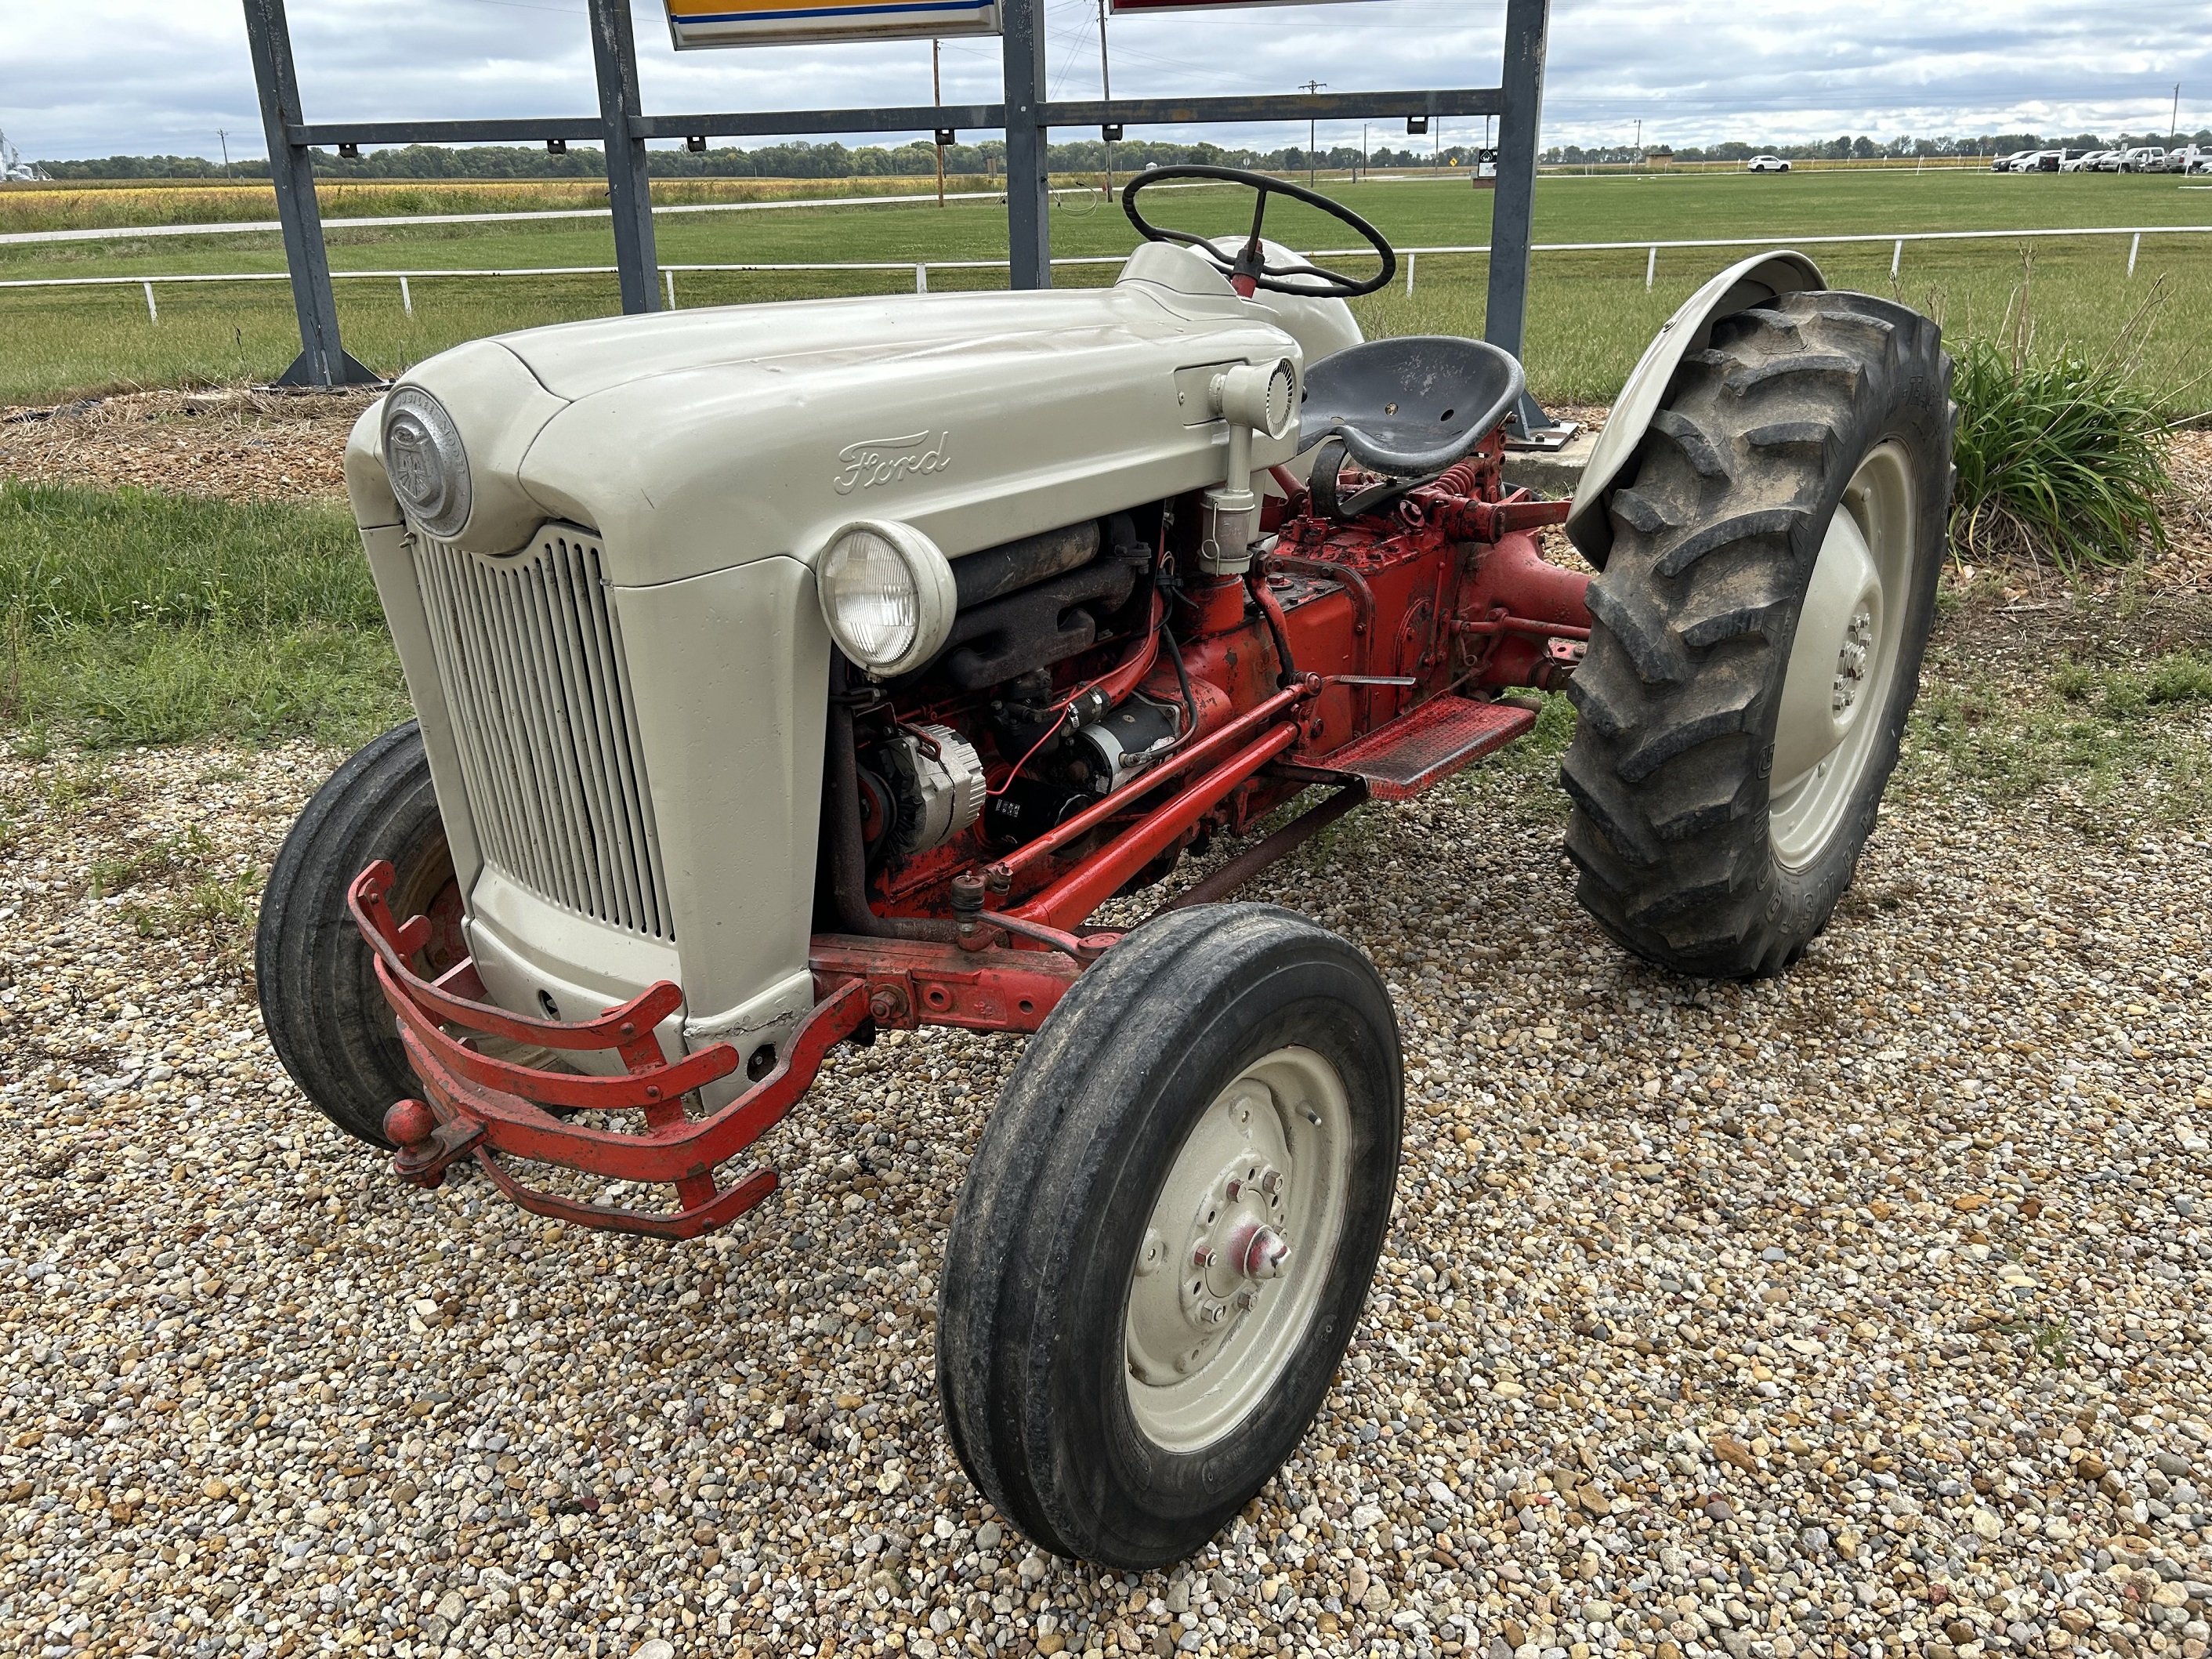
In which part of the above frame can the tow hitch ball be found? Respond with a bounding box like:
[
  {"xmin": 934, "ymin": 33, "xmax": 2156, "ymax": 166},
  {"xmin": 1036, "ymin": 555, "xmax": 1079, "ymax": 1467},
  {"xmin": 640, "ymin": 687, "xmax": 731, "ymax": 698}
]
[{"xmin": 384, "ymin": 1099, "xmax": 484, "ymax": 1189}]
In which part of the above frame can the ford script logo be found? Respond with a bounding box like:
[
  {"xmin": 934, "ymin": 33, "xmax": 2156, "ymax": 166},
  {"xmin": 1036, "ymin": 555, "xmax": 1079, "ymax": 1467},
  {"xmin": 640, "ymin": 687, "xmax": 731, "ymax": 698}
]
[{"xmin": 832, "ymin": 430, "xmax": 951, "ymax": 495}]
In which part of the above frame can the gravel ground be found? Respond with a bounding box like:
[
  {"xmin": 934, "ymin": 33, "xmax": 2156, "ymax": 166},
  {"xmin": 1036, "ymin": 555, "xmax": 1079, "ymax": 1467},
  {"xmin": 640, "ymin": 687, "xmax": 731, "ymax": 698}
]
[
  {"xmin": 3, "ymin": 388, "xmax": 2210, "ymax": 1659},
  {"xmin": 4, "ymin": 603, "xmax": 2210, "ymax": 1659}
]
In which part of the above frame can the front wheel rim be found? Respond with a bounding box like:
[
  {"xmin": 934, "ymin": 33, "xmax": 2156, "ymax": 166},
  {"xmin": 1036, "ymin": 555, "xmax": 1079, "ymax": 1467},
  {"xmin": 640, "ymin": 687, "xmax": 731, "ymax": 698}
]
[
  {"xmin": 1123, "ymin": 1046, "xmax": 1351, "ymax": 1454},
  {"xmin": 1769, "ymin": 442, "xmax": 1915, "ymax": 870}
]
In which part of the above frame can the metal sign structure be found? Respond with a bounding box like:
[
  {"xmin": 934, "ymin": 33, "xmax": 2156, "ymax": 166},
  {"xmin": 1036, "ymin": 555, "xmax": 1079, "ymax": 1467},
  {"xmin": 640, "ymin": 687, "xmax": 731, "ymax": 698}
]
[
  {"xmin": 664, "ymin": 0, "xmax": 1001, "ymax": 51},
  {"xmin": 241, "ymin": 0, "xmax": 1551, "ymax": 437},
  {"xmin": 1106, "ymin": 0, "xmax": 1363, "ymax": 11}
]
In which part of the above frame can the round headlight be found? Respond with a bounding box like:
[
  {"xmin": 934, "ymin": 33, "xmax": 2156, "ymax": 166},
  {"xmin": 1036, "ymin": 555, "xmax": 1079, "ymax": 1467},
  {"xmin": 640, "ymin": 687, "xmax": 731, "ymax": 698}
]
[
  {"xmin": 382, "ymin": 387, "xmax": 472, "ymax": 538},
  {"xmin": 818, "ymin": 520, "xmax": 958, "ymax": 678}
]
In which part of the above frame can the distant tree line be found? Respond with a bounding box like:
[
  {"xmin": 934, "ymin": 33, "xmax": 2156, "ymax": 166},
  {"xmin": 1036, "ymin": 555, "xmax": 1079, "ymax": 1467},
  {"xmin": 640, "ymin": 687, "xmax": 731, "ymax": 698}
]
[
  {"xmin": 1544, "ymin": 129, "xmax": 2212, "ymax": 165},
  {"xmin": 65, "ymin": 125, "xmax": 2212, "ymax": 183},
  {"xmin": 31, "ymin": 136, "xmax": 1480, "ymax": 182}
]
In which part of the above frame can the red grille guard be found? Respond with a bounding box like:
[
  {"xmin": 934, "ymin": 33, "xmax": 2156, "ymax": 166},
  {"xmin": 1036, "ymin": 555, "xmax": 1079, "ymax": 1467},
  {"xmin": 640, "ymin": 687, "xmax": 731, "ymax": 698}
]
[{"xmin": 346, "ymin": 863, "xmax": 1083, "ymax": 1240}]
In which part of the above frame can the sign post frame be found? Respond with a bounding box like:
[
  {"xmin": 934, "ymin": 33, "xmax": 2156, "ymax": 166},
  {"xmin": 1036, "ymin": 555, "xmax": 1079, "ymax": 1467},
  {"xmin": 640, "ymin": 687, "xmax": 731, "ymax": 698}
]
[
  {"xmin": 241, "ymin": 0, "xmax": 381, "ymax": 386},
  {"xmin": 241, "ymin": 0, "xmax": 1550, "ymax": 396}
]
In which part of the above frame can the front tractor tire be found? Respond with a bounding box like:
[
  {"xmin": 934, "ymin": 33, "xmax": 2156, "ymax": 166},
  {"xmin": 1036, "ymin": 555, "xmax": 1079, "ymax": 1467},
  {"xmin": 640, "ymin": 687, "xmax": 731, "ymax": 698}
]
[
  {"xmin": 1562, "ymin": 289, "xmax": 1954, "ymax": 977},
  {"xmin": 936, "ymin": 905, "xmax": 1403, "ymax": 1568},
  {"xmin": 256, "ymin": 722, "xmax": 461, "ymax": 1147}
]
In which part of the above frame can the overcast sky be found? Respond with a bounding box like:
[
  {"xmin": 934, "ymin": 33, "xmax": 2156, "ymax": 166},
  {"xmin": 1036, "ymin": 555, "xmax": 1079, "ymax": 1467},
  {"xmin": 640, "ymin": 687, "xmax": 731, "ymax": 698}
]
[{"xmin": 4, "ymin": 0, "xmax": 2208, "ymax": 163}]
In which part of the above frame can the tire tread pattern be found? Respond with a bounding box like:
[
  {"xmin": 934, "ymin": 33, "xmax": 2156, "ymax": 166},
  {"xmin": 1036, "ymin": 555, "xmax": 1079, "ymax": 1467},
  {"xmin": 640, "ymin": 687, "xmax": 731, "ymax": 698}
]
[
  {"xmin": 1561, "ymin": 291, "xmax": 1956, "ymax": 977},
  {"xmin": 937, "ymin": 904, "xmax": 1401, "ymax": 1567},
  {"xmin": 255, "ymin": 722, "xmax": 445, "ymax": 1146}
]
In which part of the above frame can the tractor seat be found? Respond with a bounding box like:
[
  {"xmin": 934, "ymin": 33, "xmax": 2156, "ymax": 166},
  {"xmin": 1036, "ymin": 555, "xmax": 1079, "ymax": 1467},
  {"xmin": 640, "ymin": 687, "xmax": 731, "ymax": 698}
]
[{"xmin": 1294, "ymin": 335, "xmax": 1526, "ymax": 476}]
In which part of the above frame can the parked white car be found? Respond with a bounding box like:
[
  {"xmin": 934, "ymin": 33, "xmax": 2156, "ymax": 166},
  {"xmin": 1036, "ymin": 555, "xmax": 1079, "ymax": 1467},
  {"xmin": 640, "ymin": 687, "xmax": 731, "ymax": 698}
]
[
  {"xmin": 2068, "ymin": 149, "xmax": 2121, "ymax": 172},
  {"xmin": 1746, "ymin": 154, "xmax": 1791, "ymax": 173},
  {"xmin": 1991, "ymin": 150, "xmax": 2034, "ymax": 172},
  {"xmin": 2170, "ymin": 146, "xmax": 2212, "ymax": 176},
  {"xmin": 2120, "ymin": 147, "xmax": 2169, "ymax": 173}
]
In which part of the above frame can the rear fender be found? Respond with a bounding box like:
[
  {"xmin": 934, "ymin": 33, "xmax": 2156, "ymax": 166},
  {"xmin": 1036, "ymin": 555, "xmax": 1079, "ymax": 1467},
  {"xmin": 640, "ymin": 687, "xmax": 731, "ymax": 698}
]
[{"xmin": 1563, "ymin": 249, "xmax": 1826, "ymax": 567}]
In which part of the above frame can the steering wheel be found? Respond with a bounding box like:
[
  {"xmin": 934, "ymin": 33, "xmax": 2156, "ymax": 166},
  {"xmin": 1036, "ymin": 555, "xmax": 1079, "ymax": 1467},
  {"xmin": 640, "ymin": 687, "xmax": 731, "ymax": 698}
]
[{"xmin": 1121, "ymin": 164, "xmax": 1397, "ymax": 299}]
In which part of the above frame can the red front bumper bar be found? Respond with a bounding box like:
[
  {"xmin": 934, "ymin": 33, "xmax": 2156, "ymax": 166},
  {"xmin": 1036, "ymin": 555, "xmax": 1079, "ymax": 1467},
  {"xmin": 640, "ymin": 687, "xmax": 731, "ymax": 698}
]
[{"xmin": 347, "ymin": 864, "xmax": 1084, "ymax": 1240}]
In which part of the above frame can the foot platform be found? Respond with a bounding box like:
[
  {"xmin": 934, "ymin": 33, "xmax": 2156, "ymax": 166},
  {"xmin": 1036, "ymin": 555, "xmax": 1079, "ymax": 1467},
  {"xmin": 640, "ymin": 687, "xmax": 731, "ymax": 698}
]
[{"xmin": 1323, "ymin": 695, "xmax": 1536, "ymax": 802}]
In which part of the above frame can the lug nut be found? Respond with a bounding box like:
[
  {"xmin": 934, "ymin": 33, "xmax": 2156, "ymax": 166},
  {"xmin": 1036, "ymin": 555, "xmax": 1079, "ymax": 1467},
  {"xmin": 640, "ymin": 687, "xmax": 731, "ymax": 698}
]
[
  {"xmin": 1225, "ymin": 1178, "xmax": 1242, "ymax": 1200},
  {"xmin": 1235, "ymin": 1289, "xmax": 1258, "ymax": 1311},
  {"xmin": 1259, "ymin": 1170, "xmax": 1284, "ymax": 1197},
  {"xmin": 1193, "ymin": 1246, "xmax": 1218, "ymax": 1270}
]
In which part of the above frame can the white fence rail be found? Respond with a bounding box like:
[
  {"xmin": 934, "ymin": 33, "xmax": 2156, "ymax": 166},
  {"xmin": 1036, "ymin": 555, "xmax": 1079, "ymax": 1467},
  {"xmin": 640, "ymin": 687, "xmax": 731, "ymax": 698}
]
[{"xmin": 5, "ymin": 223, "xmax": 2208, "ymax": 322}]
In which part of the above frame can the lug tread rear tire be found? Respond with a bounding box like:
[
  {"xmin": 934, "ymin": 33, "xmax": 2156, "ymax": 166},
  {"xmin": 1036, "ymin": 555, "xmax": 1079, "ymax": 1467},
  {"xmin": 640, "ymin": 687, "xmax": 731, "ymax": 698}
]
[{"xmin": 1562, "ymin": 290, "xmax": 1954, "ymax": 977}]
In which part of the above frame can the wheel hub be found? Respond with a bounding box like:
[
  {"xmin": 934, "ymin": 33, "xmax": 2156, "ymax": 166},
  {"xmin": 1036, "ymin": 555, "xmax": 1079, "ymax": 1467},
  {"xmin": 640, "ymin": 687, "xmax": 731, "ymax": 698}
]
[
  {"xmin": 1174, "ymin": 1154, "xmax": 1292, "ymax": 1349},
  {"xmin": 1767, "ymin": 443, "xmax": 1915, "ymax": 871},
  {"xmin": 1122, "ymin": 1049, "xmax": 1352, "ymax": 1449},
  {"xmin": 1831, "ymin": 607, "xmax": 1874, "ymax": 715}
]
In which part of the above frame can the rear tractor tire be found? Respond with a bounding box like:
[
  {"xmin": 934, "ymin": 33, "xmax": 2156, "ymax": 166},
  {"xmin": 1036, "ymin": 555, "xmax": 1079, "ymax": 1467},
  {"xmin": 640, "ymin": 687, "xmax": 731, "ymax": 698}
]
[
  {"xmin": 1562, "ymin": 288, "xmax": 1954, "ymax": 977},
  {"xmin": 936, "ymin": 905, "xmax": 1403, "ymax": 1567},
  {"xmin": 256, "ymin": 722, "xmax": 462, "ymax": 1147}
]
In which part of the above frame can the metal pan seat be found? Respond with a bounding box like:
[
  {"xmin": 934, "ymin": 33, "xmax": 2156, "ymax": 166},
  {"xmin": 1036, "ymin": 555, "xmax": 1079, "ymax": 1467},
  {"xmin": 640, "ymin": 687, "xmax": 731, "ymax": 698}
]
[{"xmin": 1294, "ymin": 335, "xmax": 1527, "ymax": 476}]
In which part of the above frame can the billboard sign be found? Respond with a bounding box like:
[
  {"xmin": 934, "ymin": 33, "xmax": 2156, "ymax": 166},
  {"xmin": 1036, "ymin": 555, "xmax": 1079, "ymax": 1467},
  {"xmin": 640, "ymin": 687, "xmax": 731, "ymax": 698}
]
[{"xmin": 664, "ymin": 0, "xmax": 999, "ymax": 49}]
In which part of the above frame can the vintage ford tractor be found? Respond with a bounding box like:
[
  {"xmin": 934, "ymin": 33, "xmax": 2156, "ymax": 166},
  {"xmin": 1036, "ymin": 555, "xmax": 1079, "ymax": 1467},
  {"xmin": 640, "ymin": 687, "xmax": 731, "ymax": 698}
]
[{"xmin": 259, "ymin": 167, "xmax": 1954, "ymax": 1567}]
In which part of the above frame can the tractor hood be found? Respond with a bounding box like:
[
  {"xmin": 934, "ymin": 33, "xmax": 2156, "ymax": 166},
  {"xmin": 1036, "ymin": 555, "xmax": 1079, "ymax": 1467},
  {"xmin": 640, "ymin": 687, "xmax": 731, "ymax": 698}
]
[
  {"xmin": 341, "ymin": 242, "xmax": 1363, "ymax": 1092},
  {"xmin": 363, "ymin": 243, "xmax": 1332, "ymax": 589}
]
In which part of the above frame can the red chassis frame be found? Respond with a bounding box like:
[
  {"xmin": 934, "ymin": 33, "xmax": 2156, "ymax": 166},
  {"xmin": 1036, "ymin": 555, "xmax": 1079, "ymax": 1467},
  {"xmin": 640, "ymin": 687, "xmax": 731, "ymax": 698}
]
[{"xmin": 360, "ymin": 458, "xmax": 1588, "ymax": 1239}]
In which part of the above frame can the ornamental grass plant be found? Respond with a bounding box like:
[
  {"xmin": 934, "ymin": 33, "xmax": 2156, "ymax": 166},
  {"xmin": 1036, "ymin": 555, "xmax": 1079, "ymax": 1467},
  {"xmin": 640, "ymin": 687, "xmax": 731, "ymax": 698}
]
[{"xmin": 1946, "ymin": 263, "xmax": 2181, "ymax": 574}]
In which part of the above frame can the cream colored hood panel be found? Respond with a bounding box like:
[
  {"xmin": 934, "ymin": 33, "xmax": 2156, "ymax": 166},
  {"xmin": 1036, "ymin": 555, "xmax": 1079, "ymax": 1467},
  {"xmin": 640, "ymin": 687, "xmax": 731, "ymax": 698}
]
[{"xmin": 484, "ymin": 281, "xmax": 1307, "ymax": 587}]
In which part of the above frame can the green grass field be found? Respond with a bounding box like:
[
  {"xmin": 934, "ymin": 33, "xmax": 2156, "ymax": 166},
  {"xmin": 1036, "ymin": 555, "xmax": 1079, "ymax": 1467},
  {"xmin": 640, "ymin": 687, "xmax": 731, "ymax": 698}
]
[
  {"xmin": 5, "ymin": 169, "xmax": 2210, "ymax": 408},
  {"xmin": 0, "ymin": 482, "xmax": 407, "ymax": 748}
]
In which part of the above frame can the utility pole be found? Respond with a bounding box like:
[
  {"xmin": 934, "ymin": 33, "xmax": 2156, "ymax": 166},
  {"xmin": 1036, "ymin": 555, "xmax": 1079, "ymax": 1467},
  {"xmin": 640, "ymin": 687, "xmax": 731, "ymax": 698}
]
[
  {"xmin": 1633, "ymin": 117, "xmax": 1641, "ymax": 159},
  {"xmin": 932, "ymin": 39, "xmax": 945, "ymax": 207},
  {"xmin": 2173, "ymin": 83, "xmax": 2182, "ymax": 147},
  {"xmin": 1300, "ymin": 80, "xmax": 1325, "ymax": 186},
  {"xmin": 217, "ymin": 129, "xmax": 231, "ymax": 178},
  {"xmin": 1098, "ymin": 0, "xmax": 1114, "ymax": 199}
]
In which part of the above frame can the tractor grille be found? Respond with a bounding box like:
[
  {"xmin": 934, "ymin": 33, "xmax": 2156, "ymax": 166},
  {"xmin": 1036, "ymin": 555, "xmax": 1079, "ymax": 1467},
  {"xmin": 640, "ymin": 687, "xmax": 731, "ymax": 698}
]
[{"xmin": 412, "ymin": 527, "xmax": 673, "ymax": 940}]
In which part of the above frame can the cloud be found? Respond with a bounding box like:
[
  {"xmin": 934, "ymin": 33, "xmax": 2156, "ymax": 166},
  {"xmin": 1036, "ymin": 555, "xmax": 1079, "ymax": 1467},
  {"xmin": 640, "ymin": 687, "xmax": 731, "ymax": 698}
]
[{"xmin": 2, "ymin": 0, "xmax": 2207, "ymax": 161}]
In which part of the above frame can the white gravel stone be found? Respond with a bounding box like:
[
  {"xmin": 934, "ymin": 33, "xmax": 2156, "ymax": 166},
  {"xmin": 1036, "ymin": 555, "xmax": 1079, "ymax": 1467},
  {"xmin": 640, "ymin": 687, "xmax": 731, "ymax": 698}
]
[{"xmin": 2, "ymin": 603, "xmax": 2210, "ymax": 1659}]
